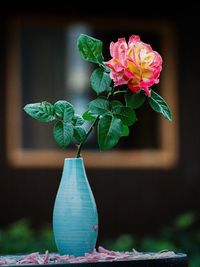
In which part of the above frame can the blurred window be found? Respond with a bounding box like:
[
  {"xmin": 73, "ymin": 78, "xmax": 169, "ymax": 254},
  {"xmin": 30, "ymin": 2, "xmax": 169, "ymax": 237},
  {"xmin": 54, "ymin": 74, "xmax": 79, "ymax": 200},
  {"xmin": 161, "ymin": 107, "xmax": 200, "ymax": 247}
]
[{"xmin": 6, "ymin": 17, "xmax": 179, "ymax": 168}]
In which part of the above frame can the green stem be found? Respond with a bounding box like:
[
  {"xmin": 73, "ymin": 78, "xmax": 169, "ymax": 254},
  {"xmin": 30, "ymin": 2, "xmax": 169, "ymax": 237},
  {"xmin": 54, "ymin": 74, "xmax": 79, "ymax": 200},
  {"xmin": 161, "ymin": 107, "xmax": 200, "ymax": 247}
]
[
  {"xmin": 76, "ymin": 116, "xmax": 99, "ymax": 158},
  {"xmin": 107, "ymin": 89, "xmax": 127, "ymax": 99},
  {"xmin": 113, "ymin": 90, "xmax": 127, "ymax": 95},
  {"xmin": 107, "ymin": 87, "xmax": 115, "ymax": 99}
]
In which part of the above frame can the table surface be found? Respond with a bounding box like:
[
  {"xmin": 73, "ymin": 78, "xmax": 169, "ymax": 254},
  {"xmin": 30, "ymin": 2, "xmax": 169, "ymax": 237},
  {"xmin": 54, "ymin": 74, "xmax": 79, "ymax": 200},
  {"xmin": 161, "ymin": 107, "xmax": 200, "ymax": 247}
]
[{"xmin": 0, "ymin": 253, "xmax": 188, "ymax": 267}]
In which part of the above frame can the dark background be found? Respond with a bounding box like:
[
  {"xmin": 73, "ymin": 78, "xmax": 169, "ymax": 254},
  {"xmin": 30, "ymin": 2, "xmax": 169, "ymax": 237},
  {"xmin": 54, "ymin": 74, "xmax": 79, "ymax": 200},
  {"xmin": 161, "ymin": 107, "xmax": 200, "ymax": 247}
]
[{"xmin": 0, "ymin": 3, "xmax": 200, "ymax": 247}]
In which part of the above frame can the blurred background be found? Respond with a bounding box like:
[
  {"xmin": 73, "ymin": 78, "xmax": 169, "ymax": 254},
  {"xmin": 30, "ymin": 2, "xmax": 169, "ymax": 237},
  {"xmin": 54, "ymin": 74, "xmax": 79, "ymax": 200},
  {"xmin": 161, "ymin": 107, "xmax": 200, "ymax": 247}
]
[{"xmin": 0, "ymin": 3, "xmax": 200, "ymax": 267}]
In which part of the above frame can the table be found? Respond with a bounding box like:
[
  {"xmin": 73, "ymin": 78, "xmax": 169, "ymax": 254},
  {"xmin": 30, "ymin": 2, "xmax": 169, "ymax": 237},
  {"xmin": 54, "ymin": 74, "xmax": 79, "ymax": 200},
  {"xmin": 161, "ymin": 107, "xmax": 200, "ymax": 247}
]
[{"xmin": 0, "ymin": 253, "xmax": 188, "ymax": 267}]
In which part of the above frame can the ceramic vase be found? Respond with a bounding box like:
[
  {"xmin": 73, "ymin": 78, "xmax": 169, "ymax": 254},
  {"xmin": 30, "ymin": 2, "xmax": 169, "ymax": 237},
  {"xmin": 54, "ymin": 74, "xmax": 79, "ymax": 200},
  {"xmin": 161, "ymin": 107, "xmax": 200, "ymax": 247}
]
[{"xmin": 53, "ymin": 157, "xmax": 98, "ymax": 256}]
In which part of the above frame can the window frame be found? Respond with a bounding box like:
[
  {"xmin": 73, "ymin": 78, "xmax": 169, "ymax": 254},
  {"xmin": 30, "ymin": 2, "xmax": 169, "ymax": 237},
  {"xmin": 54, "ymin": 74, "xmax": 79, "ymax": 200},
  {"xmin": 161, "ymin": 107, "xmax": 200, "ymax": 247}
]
[{"xmin": 5, "ymin": 17, "xmax": 179, "ymax": 169}]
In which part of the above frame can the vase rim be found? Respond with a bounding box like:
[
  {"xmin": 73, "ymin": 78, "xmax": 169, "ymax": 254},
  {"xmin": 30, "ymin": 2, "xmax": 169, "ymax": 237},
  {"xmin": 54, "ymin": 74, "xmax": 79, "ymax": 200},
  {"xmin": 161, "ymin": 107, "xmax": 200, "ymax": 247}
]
[{"xmin": 64, "ymin": 157, "xmax": 83, "ymax": 161}]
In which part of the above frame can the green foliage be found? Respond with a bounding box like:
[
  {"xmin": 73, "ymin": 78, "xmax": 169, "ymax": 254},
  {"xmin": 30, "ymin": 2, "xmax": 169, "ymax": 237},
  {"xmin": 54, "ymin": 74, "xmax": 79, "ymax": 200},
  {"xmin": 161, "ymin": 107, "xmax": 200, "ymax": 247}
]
[
  {"xmin": 1, "ymin": 212, "xmax": 199, "ymax": 267},
  {"xmin": 148, "ymin": 90, "xmax": 172, "ymax": 121},
  {"xmin": 90, "ymin": 68, "xmax": 112, "ymax": 94},
  {"xmin": 121, "ymin": 125, "xmax": 130, "ymax": 137},
  {"xmin": 140, "ymin": 237, "xmax": 176, "ymax": 252},
  {"xmin": 0, "ymin": 219, "xmax": 56, "ymax": 254},
  {"xmin": 54, "ymin": 100, "xmax": 74, "ymax": 122},
  {"xmin": 72, "ymin": 114, "xmax": 85, "ymax": 126},
  {"xmin": 53, "ymin": 121, "xmax": 74, "ymax": 148},
  {"xmin": 125, "ymin": 91, "xmax": 146, "ymax": 109},
  {"xmin": 102, "ymin": 211, "xmax": 200, "ymax": 267},
  {"xmin": 111, "ymin": 106, "xmax": 137, "ymax": 126},
  {"xmin": 24, "ymin": 100, "xmax": 86, "ymax": 149},
  {"xmin": 24, "ymin": 34, "xmax": 172, "ymax": 157},
  {"xmin": 88, "ymin": 97, "xmax": 111, "ymax": 116},
  {"xmin": 85, "ymin": 97, "xmax": 137, "ymax": 150},
  {"xmin": 24, "ymin": 102, "xmax": 55, "ymax": 122},
  {"xmin": 74, "ymin": 126, "xmax": 87, "ymax": 143},
  {"xmin": 174, "ymin": 211, "xmax": 196, "ymax": 230},
  {"xmin": 52, "ymin": 101, "xmax": 76, "ymax": 148},
  {"xmin": 82, "ymin": 110, "xmax": 96, "ymax": 122},
  {"xmin": 104, "ymin": 234, "xmax": 136, "ymax": 252},
  {"xmin": 98, "ymin": 115, "xmax": 123, "ymax": 150},
  {"xmin": 77, "ymin": 34, "xmax": 104, "ymax": 64}
]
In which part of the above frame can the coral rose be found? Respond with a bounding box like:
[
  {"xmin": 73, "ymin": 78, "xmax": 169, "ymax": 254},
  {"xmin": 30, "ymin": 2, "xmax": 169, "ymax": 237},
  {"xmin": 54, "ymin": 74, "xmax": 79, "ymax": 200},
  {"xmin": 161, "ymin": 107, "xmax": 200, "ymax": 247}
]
[{"xmin": 104, "ymin": 35, "xmax": 162, "ymax": 96}]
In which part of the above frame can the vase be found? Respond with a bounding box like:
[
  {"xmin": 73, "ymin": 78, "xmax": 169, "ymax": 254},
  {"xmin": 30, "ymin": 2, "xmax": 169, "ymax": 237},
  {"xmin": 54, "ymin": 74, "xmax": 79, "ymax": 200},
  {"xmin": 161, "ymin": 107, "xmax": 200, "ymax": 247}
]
[{"xmin": 53, "ymin": 157, "xmax": 98, "ymax": 256}]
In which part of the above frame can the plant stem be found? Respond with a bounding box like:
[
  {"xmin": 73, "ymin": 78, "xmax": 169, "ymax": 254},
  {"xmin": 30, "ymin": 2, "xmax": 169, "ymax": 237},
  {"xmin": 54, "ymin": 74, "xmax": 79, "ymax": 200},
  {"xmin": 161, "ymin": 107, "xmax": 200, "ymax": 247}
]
[
  {"xmin": 107, "ymin": 87, "xmax": 115, "ymax": 99},
  {"xmin": 107, "ymin": 89, "xmax": 127, "ymax": 99},
  {"xmin": 76, "ymin": 116, "xmax": 99, "ymax": 158},
  {"xmin": 113, "ymin": 90, "xmax": 127, "ymax": 95}
]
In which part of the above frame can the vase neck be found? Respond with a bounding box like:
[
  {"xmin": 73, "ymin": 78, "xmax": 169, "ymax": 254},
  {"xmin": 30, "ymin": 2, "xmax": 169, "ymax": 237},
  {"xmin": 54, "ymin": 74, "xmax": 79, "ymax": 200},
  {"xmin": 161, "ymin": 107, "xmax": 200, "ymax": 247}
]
[
  {"xmin": 64, "ymin": 157, "xmax": 84, "ymax": 164},
  {"xmin": 63, "ymin": 157, "xmax": 85, "ymax": 176}
]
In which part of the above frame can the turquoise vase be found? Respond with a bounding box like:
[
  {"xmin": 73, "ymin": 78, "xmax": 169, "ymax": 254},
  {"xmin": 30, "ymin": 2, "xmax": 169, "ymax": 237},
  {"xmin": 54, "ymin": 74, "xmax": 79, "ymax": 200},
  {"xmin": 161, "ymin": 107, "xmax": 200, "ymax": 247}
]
[{"xmin": 53, "ymin": 158, "xmax": 98, "ymax": 256}]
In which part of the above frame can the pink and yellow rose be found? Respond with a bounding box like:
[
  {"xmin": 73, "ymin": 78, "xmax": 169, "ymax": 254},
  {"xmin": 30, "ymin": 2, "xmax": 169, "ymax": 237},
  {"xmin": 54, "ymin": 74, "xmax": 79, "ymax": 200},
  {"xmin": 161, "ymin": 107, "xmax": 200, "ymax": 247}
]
[{"xmin": 104, "ymin": 35, "xmax": 162, "ymax": 96}]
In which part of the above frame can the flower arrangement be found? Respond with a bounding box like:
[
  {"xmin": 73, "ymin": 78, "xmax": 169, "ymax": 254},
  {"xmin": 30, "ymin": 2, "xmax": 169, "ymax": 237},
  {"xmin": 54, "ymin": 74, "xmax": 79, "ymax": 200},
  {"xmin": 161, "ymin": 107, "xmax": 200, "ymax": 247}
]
[
  {"xmin": 21, "ymin": 33, "xmax": 177, "ymax": 261},
  {"xmin": 24, "ymin": 34, "xmax": 172, "ymax": 157}
]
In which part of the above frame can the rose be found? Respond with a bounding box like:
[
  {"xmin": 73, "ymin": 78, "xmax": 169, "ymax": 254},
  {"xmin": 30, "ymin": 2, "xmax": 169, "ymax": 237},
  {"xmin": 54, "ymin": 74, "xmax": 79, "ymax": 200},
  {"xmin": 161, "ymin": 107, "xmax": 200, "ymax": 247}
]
[
  {"xmin": 104, "ymin": 35, "xmax": 162, "ymax": 97},
  {"xmin": 23, "ymin": 34, "xmax": 172, "ymax": 158}
]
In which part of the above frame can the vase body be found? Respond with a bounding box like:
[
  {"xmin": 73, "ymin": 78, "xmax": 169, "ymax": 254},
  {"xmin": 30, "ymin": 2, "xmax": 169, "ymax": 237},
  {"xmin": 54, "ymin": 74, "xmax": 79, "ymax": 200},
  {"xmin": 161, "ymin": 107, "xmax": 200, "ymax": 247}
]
[{"xmin": 53, "ymin": 158, "xmax": 98, "ymax": 256}]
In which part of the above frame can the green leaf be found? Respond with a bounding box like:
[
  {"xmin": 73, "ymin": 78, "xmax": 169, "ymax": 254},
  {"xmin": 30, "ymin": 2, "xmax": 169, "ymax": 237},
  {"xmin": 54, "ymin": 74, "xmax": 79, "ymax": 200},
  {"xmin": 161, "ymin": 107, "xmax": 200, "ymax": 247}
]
[
  {"xmin": 110, "ymin": 100, "xmax": 123, "ymax": 108},
  {"xmin": 98, "ymin": 115, "xmax": 123, "ymax": 150},
  {"xmin": 72, "ymin": 114, "xmax": 84, "ymax": 126},
  {"xmin": 24, "ymin": 101, "xmax": 55, "ymax": 122},
  {"xmin": 88, "ymin": 97, "xmax": 110, "ymax": 116},
  {"xmin": 82, "ymin": 110, "xmax": 96, "ymax": 122},
  {"xmin": 77, "ymin": 34, "xmax": 104, "ymax": 64},
  {"xmin": 148, "ymin": 90, "xmax": 172, "ymax": 121},
  {"xmin": 112, "ymin": 106, "xmax": 137, "ymax": 126},
  {"xmin": 54, "ymin": 100, "xmax": 74, "ymax": 122},
  {"xmin": 74, "ymin": 126, "xmax": 87, "ymax": 143},
  {"xmin": 102, "ymin": 64, "xmax": 111, "ymax": 73},
  {"xmin": 125, "ymin": 91, "xmax": 146, "ymax": 109},
  {"xmin": 53, "ymin": 121, "xmax": 74, "ymax": 148},
  {"xmin": 121, "ymin": 125, "xmax": 129, "ymax": 137},
  {"xmin": 90, "ymin": 68, "xmax": 112, "ymax": 94}
]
